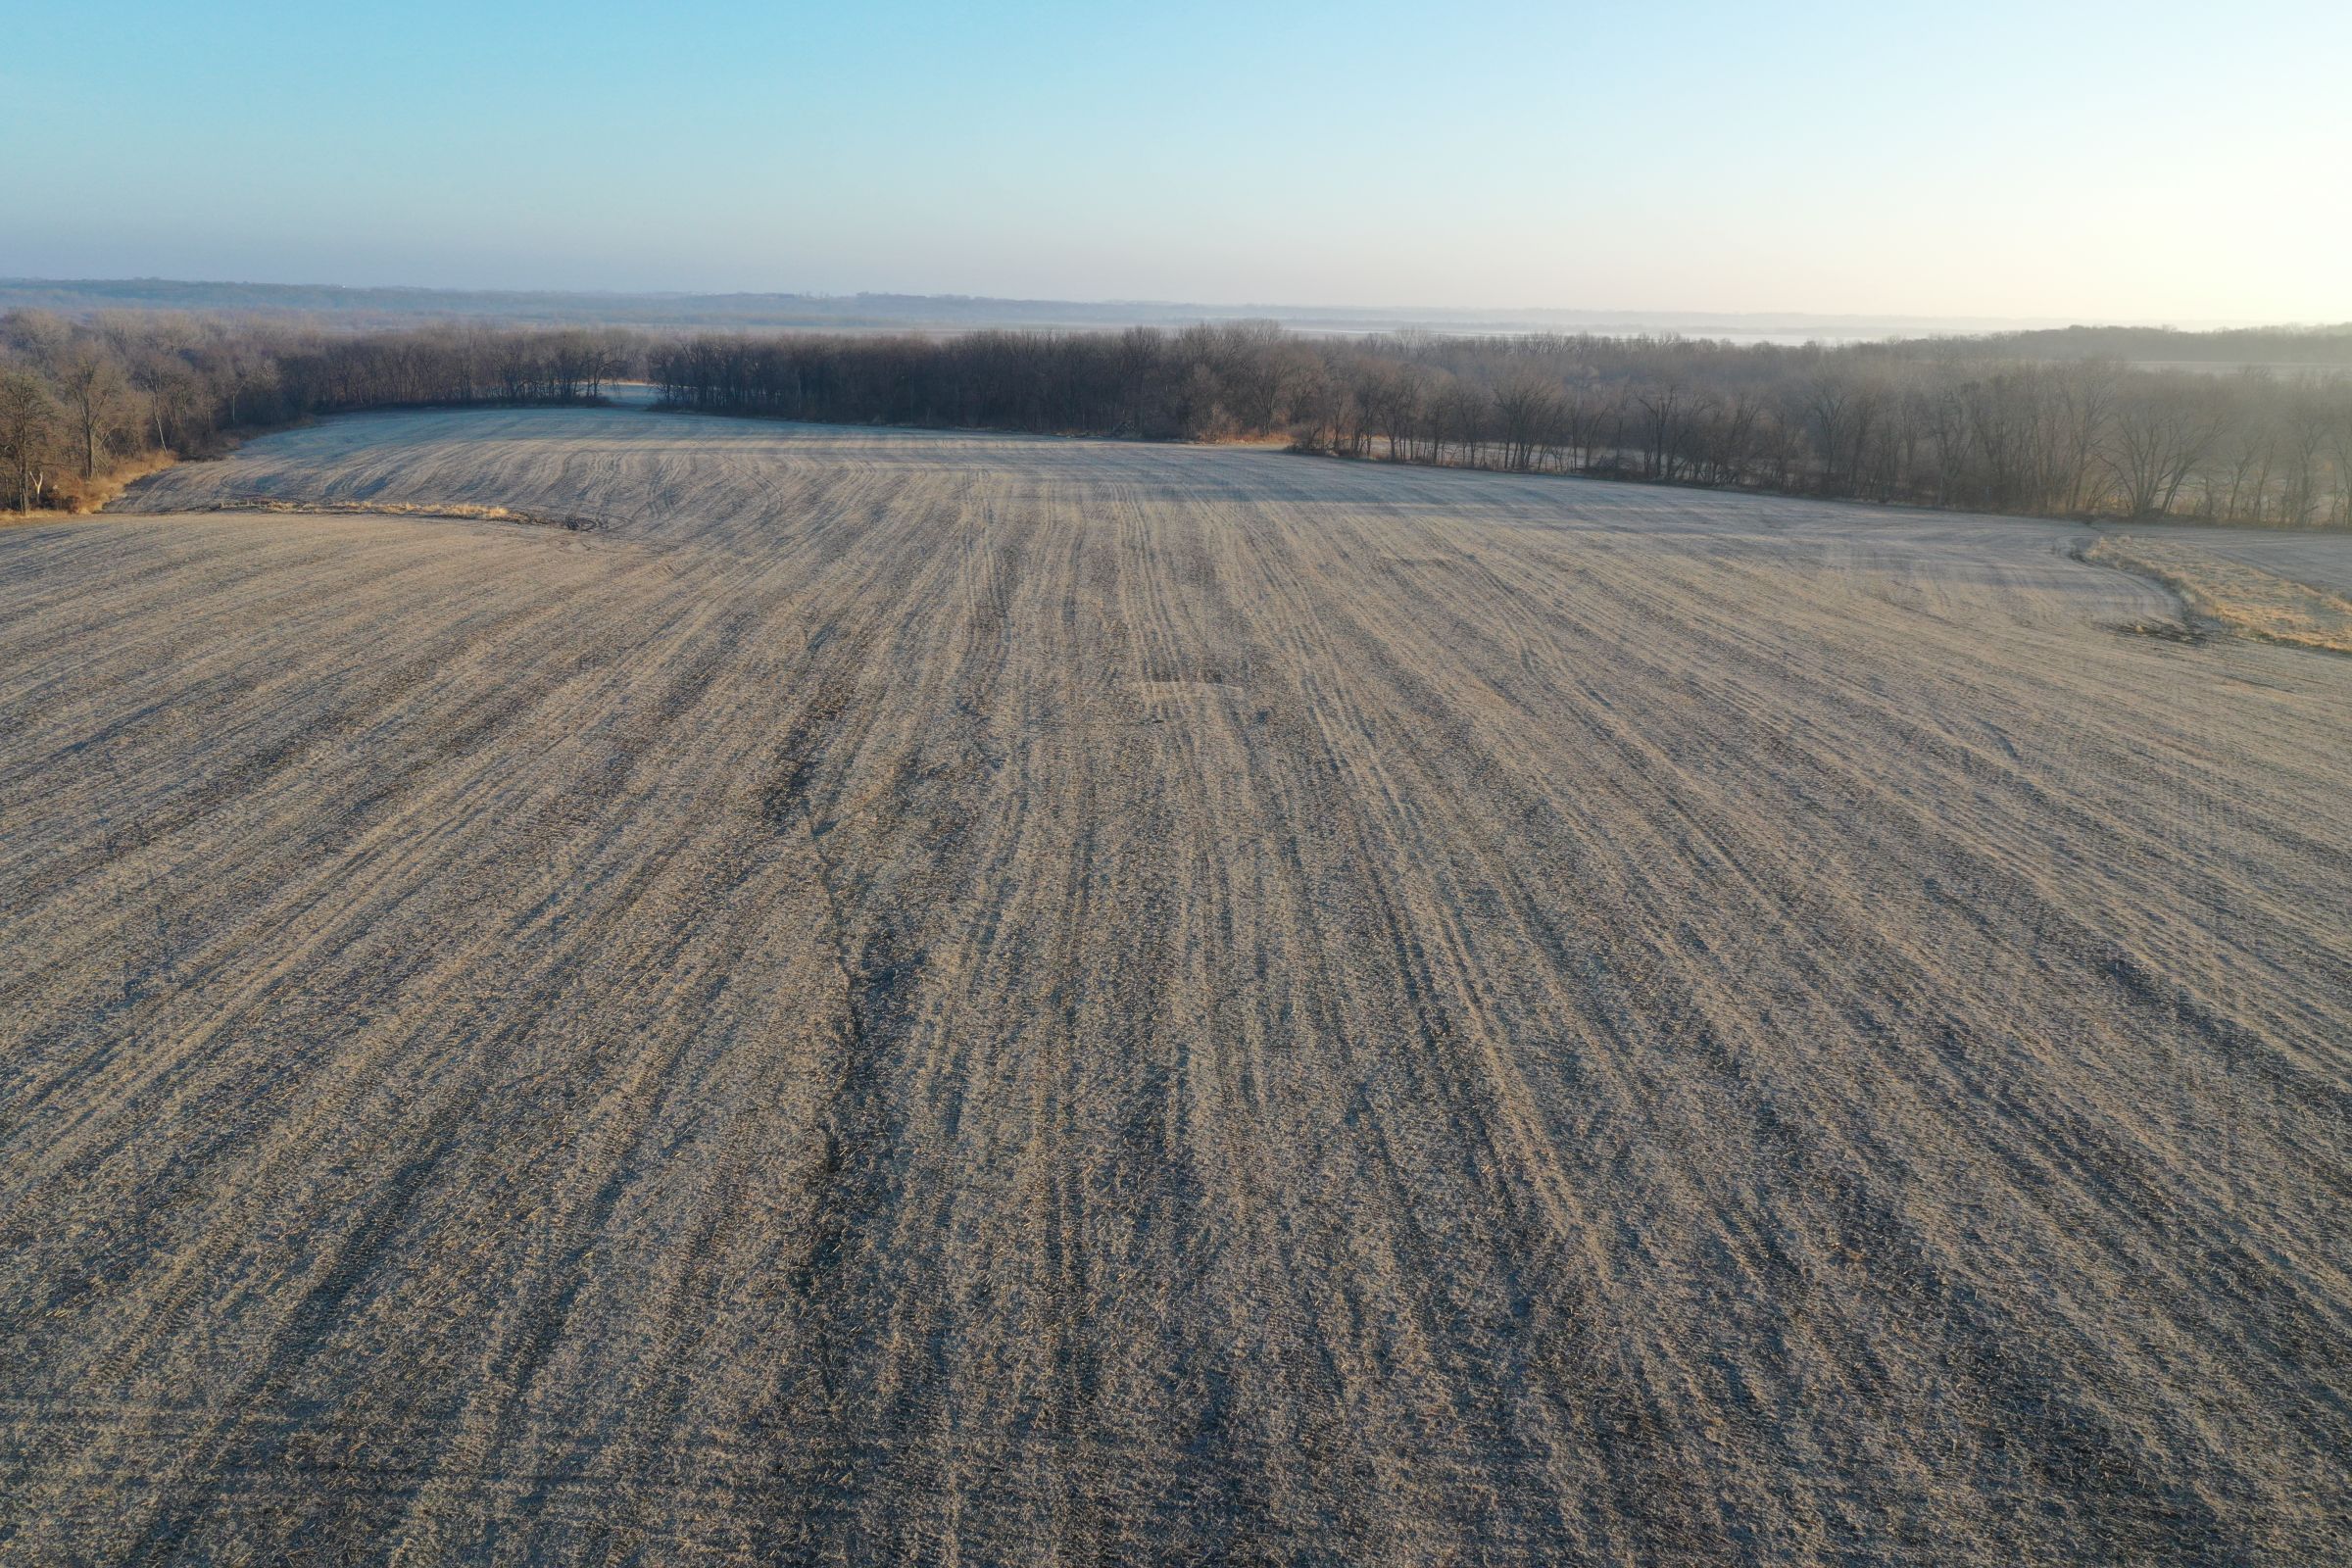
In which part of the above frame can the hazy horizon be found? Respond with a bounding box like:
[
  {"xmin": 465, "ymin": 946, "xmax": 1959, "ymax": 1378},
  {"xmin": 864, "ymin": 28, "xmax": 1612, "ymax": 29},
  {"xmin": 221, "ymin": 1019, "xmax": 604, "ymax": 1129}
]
[
  {"xmin": 6, "ymin": 1, "xmax": 2344, "ymax": 323},
  {"xmin": 0, "ymin": 275, "xmax": 2315, "ymax": 335}
]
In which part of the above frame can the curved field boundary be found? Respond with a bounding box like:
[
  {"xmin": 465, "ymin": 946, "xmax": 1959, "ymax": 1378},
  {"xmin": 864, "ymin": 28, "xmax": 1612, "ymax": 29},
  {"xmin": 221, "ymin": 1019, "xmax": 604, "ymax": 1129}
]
[
  {"xmin": 127, "ymin": 492, "xmax": 609, "ymax": 533},
  {"xmin": 2083, "ymin": 532, "xmax": 2352, "ymax": 655}
]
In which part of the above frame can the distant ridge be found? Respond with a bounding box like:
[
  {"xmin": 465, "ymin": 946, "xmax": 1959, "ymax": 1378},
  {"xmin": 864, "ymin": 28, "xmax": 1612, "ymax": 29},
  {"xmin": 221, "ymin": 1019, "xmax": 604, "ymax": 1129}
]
[
  {"xmin": 5, "ymin": 279, "xmax": 2339, "ymax": 361},
  {"xmin": 0, "ymin": 276, "xmax": 2113, "ymax": 344}
]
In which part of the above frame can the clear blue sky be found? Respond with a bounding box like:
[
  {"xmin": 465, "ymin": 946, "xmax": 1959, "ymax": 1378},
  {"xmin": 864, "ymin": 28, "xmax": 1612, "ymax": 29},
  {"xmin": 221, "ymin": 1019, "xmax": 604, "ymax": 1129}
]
[{"xmin": 2, "ymin": 0, "xmax": 2344, "ymax": 320}]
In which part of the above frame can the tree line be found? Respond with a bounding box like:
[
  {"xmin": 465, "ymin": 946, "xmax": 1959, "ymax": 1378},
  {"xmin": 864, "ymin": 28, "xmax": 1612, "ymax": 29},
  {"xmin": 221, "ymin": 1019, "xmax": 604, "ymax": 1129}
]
[
  {"xmin": 0, "ymin": 313, "xmax": 630, "ymax": 512},
  {"xmin": 7, "ymin": 309, "xmax": 2349, "ymax": 527},
  {"xmin": 650, "ymin": 326, "xmax": 2352, "ymax": 527}
]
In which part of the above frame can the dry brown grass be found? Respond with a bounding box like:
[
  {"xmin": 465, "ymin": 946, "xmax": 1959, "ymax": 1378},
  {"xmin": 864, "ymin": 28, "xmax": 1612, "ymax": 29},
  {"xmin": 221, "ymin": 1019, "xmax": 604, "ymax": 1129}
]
[
  {"xmin": 2, "ymin": 450, "xmax": 184, "ymax": 525},
  {"xmin": 2086, "ymin": 532, "xmax": 2352, "ymax": 655},
  {"xmin": 3, "ymin": 407, "xmax": 2348, "ymax": 1564}
]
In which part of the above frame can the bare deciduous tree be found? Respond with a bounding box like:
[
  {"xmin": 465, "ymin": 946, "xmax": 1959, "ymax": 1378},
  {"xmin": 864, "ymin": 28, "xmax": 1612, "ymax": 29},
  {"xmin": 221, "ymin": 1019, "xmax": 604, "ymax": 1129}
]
[{"xmin": 0, "ymin": 368, "xmax": 61, "ymax": 512}]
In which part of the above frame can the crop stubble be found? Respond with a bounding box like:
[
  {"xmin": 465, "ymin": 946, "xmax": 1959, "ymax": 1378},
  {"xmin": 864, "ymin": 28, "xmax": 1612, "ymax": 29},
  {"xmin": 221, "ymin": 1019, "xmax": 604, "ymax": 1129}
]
[{"xmin": 2, "ymin": 408, "xmax": 2347, "ymax": 1564}]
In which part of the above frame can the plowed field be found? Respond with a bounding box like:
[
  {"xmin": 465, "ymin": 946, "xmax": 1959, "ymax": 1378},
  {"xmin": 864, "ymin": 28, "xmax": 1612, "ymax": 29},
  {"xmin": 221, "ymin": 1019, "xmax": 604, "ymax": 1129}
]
[{"xmin": 4, "ymin": 407, "xmax": 2347, "ymax": 1564}]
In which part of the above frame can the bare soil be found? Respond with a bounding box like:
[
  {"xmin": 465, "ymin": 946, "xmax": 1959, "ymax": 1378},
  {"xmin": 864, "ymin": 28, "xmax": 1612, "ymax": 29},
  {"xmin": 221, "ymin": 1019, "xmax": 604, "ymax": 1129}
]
[{"xmin": 3, "ymin": 407, "xmax": 2348, "ymax": 1565}]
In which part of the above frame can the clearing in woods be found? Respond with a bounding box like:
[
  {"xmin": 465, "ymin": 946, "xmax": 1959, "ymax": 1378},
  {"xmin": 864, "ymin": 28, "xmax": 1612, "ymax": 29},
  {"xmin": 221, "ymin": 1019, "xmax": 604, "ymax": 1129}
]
[{"xmin": 2, "ymin": 405, "xmax": 2348, "ymax": 1564}]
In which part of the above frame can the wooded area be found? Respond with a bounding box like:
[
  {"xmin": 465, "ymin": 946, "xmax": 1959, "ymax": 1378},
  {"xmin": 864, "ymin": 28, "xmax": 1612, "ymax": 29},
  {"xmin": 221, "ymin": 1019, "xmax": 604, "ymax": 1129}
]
[
  {"xmin": 0, "ymin": 315, "xmax": 630, "ymax": 512},
  {"xmin": 6, "ymin": 310, "xmax": 2349, "ymax": 525},
  {"xmin": 650, "ymin": 326, "xmax": 2352, "ymax": 526}
]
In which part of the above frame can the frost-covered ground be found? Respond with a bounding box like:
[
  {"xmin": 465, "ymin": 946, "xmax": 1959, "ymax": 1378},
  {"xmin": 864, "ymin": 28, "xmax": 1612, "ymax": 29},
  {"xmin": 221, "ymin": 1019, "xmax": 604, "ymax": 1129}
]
[{"xmin": 3, "ymin": 405, "xmax": 2347, "ymax": 1564}]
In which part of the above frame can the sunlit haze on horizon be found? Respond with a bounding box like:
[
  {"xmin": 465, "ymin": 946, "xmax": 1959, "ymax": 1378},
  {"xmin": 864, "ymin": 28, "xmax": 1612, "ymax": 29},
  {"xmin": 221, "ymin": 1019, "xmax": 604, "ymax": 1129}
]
[{"xmin": 2, "ymin": 0, "xmax": 2344, "ymax": 322}]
